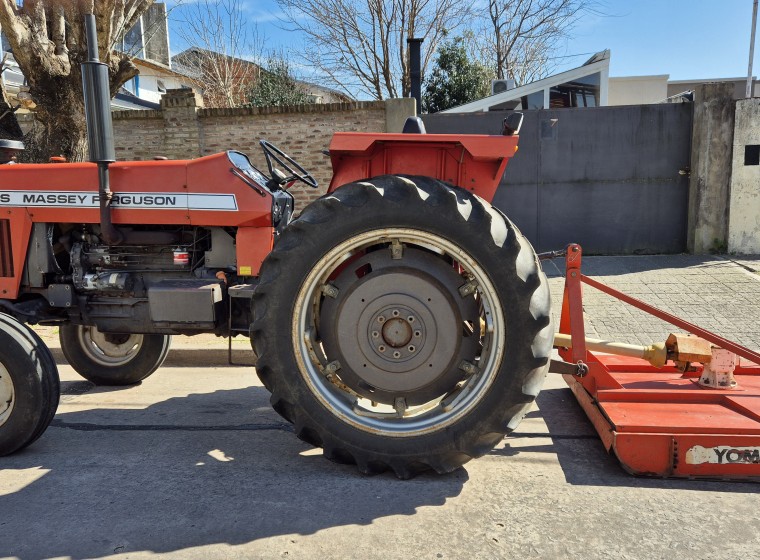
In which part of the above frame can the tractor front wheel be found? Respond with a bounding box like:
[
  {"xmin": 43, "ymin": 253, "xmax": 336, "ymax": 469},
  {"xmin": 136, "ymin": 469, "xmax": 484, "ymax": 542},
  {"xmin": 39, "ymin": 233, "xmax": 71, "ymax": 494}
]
[
  {"xmin": 251, "ymin": 175, "xmax": 552, "ymax": 478},
  {"xmin": 59, "ymin": 325, "xmax": 171, "ymax": 386},
  {"xmin": 0, "ymin": 313, "xmax": 59, "ymax": 455}
]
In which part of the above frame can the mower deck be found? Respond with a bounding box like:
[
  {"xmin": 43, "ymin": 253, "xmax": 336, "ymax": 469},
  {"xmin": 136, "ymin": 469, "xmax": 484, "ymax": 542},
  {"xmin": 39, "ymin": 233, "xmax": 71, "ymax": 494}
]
[
  {"xmin": 556, "ymin": 245, "xmax": 760, "ymax": 480},
  {"xmin": 563, "ymin": 354, "xmax": 760, "ymax": 479}
]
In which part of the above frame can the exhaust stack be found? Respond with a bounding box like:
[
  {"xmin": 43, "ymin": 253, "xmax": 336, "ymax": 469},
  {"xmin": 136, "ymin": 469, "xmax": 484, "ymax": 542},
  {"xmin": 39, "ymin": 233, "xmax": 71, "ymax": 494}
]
[
  {"xmin": 82, "ymin": 14, "xmax": 123, "ymax": 245},
  {"xmin": 407, "ymin": 38, "xmax": 423, "ymax": 114}
]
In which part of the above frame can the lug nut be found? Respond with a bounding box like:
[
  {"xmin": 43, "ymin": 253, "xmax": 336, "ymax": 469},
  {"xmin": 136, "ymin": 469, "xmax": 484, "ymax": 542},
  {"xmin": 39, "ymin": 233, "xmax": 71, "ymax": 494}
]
[
  {"xmin": 379, "ymin": 345, "xmax": 386, "ymax": 352},
  {"xmin": 407, "ymin": 316, "xmax": 415, "ymax": 323},
  {"xmin": 408, "ymin": 345, "xmax": 415, "ymax": 352},
  {"xmin": 393, "ymin": 351, "xmax": 401, "ymax": 358},
  {"xmin": 392, "ymin": 310, "xmax": 400, "ymax": 317},
  {"xmin": 372, "ymin": 331, "xmax": 379, "ymax": 338},
  {"xmin": 414, "ymin": 330, "xmax": 421, "ymax": 337},
  {"xmin": 377, "ymin": 316, "xmax": 386, "ymax": 323}
]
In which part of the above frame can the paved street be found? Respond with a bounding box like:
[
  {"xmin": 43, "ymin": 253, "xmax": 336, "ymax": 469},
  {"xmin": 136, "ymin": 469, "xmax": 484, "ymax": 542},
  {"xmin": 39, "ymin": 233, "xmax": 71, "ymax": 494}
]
[{"xmin": 1, "ymin": 254, "xmax": 759, "ymax": 560}]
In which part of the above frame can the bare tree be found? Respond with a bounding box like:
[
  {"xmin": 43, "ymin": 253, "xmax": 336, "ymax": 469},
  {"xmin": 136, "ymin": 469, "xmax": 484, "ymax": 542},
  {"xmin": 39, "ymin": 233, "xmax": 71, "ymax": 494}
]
[
  {"xmin": 0, "ymin": 0, "xmax": 154, "ymax": 161},
  {"xmin": 278, "ymin": 0, "xmax": 470, "ymax": 100},
  {"xmin": 483, "ymin": 0, "xmax": 598, "ymax": 84},
  {"xmin": 172, "ymin": 0, "xmax": 261, "ymax": 108}
]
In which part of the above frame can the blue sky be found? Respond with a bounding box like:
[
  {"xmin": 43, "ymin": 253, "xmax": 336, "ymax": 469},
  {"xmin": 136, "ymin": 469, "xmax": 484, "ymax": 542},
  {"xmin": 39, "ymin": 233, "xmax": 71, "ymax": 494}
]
[{"xmin": 167, "ymin": 0, "xmax": 759, "ymax": 92}]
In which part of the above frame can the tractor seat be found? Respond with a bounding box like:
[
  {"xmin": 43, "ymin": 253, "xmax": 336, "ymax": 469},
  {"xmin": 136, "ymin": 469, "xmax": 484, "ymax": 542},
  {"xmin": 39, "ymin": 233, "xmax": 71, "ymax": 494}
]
[{"xmin": 402, "ymin": 116, "xmax": 426, "ymax": 134}]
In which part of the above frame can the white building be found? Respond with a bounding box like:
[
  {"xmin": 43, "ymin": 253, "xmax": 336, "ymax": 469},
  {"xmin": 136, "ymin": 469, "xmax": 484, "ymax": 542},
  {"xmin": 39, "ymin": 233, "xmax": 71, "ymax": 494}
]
[
  {"xmin": 1, "ymin": 3, "xmax": 199, "ymax": 113},
  {"xmin": 443, "ymin": 51, "xmax": 610, "ymax": 113}
]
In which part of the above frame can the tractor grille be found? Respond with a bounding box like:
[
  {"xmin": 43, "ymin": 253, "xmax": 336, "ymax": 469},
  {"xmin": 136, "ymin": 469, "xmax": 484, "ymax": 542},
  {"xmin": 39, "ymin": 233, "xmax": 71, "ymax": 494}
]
[{"xmin": 0, "ymin": 219, "xmax": 13, "ymax": 277}]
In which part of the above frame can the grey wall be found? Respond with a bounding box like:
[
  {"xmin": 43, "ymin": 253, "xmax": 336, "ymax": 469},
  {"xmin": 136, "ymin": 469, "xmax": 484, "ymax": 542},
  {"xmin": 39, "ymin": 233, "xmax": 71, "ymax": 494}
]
[
  {"xmin": 143, "ymin": 3, "xmax": 171, "ymax": 67},
  {"xmin": 423, "ymin": 104, "xmax": 692, "ymax": 254}
]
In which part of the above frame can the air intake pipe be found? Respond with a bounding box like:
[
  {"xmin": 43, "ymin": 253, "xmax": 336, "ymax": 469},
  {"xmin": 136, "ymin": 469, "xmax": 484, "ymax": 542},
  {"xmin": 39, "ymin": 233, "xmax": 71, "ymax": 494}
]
[{"xmin": 82, "ymin": 14, "xmax": 123, "ymax": 245}]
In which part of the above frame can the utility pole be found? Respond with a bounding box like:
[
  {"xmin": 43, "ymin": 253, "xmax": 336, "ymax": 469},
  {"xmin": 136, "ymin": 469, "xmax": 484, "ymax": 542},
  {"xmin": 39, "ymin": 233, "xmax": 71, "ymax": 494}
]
[{"xmin": 748, "ymin": 0, "xmax": 758, "ymax": 98}]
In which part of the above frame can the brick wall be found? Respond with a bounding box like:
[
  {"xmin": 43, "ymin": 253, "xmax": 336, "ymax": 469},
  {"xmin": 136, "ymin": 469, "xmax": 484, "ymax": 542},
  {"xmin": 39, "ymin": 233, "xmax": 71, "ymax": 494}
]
[{"xmin": 112, "ymin": 90, "xmax": 395, "ymax": 209}]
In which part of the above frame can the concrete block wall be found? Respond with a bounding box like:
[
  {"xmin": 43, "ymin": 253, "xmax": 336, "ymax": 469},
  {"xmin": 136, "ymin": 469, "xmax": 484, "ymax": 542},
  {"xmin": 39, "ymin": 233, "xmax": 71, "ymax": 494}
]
[
  {"xmin": 112, "ymin": 92, "xmax": 414, "ymax": 210},
  {"xmin": 728, "ymin": 98, "xmax": 760, "ymax": 253},
  {"xmin": 687, "ymin": 83, "xmax": 736, "ymax": 254}
]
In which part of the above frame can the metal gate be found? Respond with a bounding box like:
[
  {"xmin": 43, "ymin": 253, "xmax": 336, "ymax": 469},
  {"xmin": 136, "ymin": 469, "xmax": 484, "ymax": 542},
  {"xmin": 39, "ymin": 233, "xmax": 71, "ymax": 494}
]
[{"xmin": 422, "ymin": 104, "xmax": 693, "ymax": 254}]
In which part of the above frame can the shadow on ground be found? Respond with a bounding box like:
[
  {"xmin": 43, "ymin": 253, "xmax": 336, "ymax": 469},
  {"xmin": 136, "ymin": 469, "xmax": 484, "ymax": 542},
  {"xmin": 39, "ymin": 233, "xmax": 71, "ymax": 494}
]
[
  {"xmin": 0, "ymin": 383, "xmax": 466, "ymax": 559},
  {"xmin": 541, "ymin": 254, "xmax": 735, "ymax": 279},
  {"xmin": 49, "ymin": 347, "xmax": 257, "ymax": 368}
]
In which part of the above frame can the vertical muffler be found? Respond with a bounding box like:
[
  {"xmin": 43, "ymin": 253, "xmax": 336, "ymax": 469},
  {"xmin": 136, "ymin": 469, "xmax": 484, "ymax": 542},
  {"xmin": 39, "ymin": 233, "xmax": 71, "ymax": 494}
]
[
  {"xmin": 82, "ymin": 14, "xmax": 123, "ymax": 245},
  {"xmin": 407, "ymin": 37, "xmax": 423, "ymax": 113}
]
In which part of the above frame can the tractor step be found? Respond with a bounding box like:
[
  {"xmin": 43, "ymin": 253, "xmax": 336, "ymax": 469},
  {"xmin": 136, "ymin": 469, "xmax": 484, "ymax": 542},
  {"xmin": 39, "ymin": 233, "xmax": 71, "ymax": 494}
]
[{"xmin": 556, "ymin": 244, "xmax": 760, "ymax": 480}]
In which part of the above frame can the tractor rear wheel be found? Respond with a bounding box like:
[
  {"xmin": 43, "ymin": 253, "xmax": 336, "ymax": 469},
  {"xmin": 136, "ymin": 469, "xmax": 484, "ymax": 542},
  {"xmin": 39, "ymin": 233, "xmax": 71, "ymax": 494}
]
[
  {"xmin": 0, "ymin": 313, "xmax": 60, "ymax": 455},
  {"xmin": 59, "ymin": 325, "xmax": 171, "ymax": 386},
  {"xmin": 251, "ymin": 176, "xmax": 552, "ymax": 478}
]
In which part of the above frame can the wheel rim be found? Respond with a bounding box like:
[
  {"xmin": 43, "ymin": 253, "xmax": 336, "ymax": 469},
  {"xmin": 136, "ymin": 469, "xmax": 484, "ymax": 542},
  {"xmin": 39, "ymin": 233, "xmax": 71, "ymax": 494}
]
[
  {"xmin": 292, "ymin": 228, "xmax": 506, "ymax": 437},
  {"xmin": 76, "ymin": 326, "xmax": 144, "ymax": 367},
  {"xmin": 0, "ymin": 362, "xmax": 14, "ymax": 428}
]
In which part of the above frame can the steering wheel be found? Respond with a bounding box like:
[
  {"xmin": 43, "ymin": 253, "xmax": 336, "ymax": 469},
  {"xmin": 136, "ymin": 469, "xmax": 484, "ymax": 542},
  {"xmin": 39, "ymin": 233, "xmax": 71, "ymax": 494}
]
[{"xmin": 260, "ymin": 140, "xmax": 318, "ymax": 189}]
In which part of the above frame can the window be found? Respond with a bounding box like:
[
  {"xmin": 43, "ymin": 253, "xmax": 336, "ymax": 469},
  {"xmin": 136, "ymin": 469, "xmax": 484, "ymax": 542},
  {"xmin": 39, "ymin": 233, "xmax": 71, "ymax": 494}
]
[
  {"xmin": 122, "ymin": 19, "xmax": 144, "ymax": 58},
  {"xmin": 746, "ymin": 145, "xmax": 760, "ymax": 166},
  {"xmin": 157, "ymin": 80, "xmax": 166, "ymax": 93},
  {"xmin": 549, "ymin": 72, "xmax": 600, "ymax": 108},
  {"xmin": 520, "ymin": 90, "xmax": 545, "ymax": 110},
  {"xmin": 124, "ymin": 77, "xmax": 137, "ymax": 95}
]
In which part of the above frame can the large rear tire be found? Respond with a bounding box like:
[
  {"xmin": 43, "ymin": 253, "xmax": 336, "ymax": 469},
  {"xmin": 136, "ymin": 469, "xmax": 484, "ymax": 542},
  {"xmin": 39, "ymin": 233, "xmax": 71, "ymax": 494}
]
[
  {"xmin": 0, "ymin": 313, "xmax": 60, "ymax": 456},
  {"xmin": 59, "ymin": 325, "xmax": 171, "ymax": 386},
  {"xmin": 251, "ymin": 176, "xmax": 552, "ymax": 478}
]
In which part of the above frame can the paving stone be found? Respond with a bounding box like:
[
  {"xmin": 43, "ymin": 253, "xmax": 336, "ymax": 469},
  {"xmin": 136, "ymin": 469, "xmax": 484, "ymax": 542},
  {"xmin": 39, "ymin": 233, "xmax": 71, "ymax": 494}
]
[{"xmin": 545, "ymin": 254, "xmax": 760, "ymax": 352}]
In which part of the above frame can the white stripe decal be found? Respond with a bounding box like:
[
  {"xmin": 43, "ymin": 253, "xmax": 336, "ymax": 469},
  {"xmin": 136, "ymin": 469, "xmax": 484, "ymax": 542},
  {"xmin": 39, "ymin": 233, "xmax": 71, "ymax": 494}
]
[{"xmin": 0, "ymin": 191, "xmax": 238, "ymax": 211}]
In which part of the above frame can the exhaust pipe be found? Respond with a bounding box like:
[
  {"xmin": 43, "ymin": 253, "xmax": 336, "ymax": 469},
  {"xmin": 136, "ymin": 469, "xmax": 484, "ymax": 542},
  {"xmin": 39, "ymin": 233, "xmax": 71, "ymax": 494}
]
[
  {"xmin": 82, "ymin": 14, "xmax": 123, "ymax": 246},
  {"xmin": 407, "ymin": 37, "xmax": 423, "ymax": 114}
]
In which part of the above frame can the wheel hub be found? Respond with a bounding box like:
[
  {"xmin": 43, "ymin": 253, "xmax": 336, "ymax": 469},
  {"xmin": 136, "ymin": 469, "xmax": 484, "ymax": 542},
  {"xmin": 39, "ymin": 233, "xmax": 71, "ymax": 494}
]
[
  {"xmin": 380, "ymin": 315, "xmax": 414, "ymax": 348},
  {"xmin": 320, "ymin": 248, "xmax": 480, "ymax": 406},
  {"xmin": 0, "ymin": 363, "xmax": 14, "ymax": 427},
  {"xmin": 78, "ymin": 326, "xmax": 143, "ymax": 366}
]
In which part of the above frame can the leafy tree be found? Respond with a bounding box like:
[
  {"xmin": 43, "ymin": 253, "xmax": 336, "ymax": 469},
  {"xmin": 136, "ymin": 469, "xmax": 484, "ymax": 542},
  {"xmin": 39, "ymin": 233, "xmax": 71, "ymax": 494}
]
[
  {"xmin": 423, "ymin": 36, "xmax": 492, "ymax": 113},
  {"xmin": 247, "ymin": 57, "xmax": 312, "ymax": 107},
  {"xmin": 0, "ymin": 1, "xmax": 154, "ymax": 161}
]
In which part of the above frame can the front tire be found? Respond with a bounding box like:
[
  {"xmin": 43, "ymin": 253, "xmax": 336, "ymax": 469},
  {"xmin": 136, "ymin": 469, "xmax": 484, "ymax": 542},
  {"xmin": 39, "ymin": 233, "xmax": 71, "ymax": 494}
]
[
  {"xmin": 252, "ymin": 175, "xmax": 552, "ymax": 478},
  {"xmin": 59, "ymin": 325, "xmax": 171, "ymax": 386},
  {"xmin": 0, "ymin": 313, "xmax": 60, "ymax": 455}
]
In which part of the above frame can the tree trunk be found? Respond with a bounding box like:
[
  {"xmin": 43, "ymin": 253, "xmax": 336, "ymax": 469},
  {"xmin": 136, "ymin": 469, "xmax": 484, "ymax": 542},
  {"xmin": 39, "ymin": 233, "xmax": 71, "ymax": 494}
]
[
  {"xmin": 25, "ymin": 71, "xmax": 89, "ymax": 163},
  {"xmin": 0, "ymin": 81, "xmax": 23, "ymax": 140}
]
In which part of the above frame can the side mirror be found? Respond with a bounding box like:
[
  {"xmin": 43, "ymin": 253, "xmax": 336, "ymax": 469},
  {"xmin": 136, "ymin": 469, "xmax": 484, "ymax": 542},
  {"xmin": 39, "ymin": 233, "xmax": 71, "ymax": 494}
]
[{"xmin": 502, "ymin": 112, "xmax": 523, "ymax": 136}]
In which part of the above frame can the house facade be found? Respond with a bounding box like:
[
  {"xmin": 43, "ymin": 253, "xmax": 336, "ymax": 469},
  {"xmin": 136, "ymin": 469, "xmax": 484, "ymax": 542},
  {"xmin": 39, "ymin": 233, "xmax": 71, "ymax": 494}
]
[{"xmin": 1, "ymin": 3, "xmax": 198, "ymax": 113}]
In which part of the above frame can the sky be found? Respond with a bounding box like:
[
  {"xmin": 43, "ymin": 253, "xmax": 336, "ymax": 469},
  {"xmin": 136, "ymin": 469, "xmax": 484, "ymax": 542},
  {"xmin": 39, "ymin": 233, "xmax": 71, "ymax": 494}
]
[{"xmin": 166, "ymin": 0, "xmax": 759, "ymax": 95}]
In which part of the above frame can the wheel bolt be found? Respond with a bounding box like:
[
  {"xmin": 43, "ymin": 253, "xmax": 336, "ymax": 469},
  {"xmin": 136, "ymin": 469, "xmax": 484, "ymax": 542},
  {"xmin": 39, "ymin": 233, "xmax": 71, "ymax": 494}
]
[
  {"xmin": 407, "ymin": 316, "xmax": 415, "ymax": 323},
  {"xmin": 392, "ymin": 309, "xmax": 400, "ymax": 317},
  {"xmin": 414, "ymin": 330, "xmax": 421, "ymax": 337},
  {"xmin": 377, "ymin": 316, "xmax": 386, "ymax": 323},
  {"xmin": 408, "ymin": 345, "xmax": 415, "ymax": 352},
  {"xmin": 379, "ymin": 345, "xmax": 386, "ymax": 352},
  {"xmin": 372, "ymin": 331, "xmax": 379, "ymax": 338},
  {"xmin": 393, "ymin": 351, "xmax": 401, "ymax": 358}
]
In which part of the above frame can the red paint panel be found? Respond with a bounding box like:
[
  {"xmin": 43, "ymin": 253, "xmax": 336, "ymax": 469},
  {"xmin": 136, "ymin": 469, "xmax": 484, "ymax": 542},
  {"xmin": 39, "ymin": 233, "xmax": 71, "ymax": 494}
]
[
  {"xmin": 601, "ymin": 401, "xmax": 760, "ymax": 434},
  {"xmin": 613, "ymin": 434, "xmax": 674, "ymax": 476},
  {"xmin": 235, "ymin": 227, "xmax": 273, "ymax": 277},
  {"xmin": 327, "ymin": 132, "xmax": 517, "ymax": 202}
]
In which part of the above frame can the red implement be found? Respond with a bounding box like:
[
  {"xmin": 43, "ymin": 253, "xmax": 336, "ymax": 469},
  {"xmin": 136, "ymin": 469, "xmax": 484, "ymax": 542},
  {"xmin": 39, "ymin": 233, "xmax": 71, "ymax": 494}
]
[{"xmin": 558, "ymin": 244, "xmax": 760, "ymax": 479}]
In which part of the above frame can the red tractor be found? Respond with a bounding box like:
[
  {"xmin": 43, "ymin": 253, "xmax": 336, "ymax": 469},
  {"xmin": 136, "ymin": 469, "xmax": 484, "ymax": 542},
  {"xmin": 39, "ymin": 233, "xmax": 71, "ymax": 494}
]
[{"xmin": 0, "ymin": 17, "xmax": 551, "ymax": 478}]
